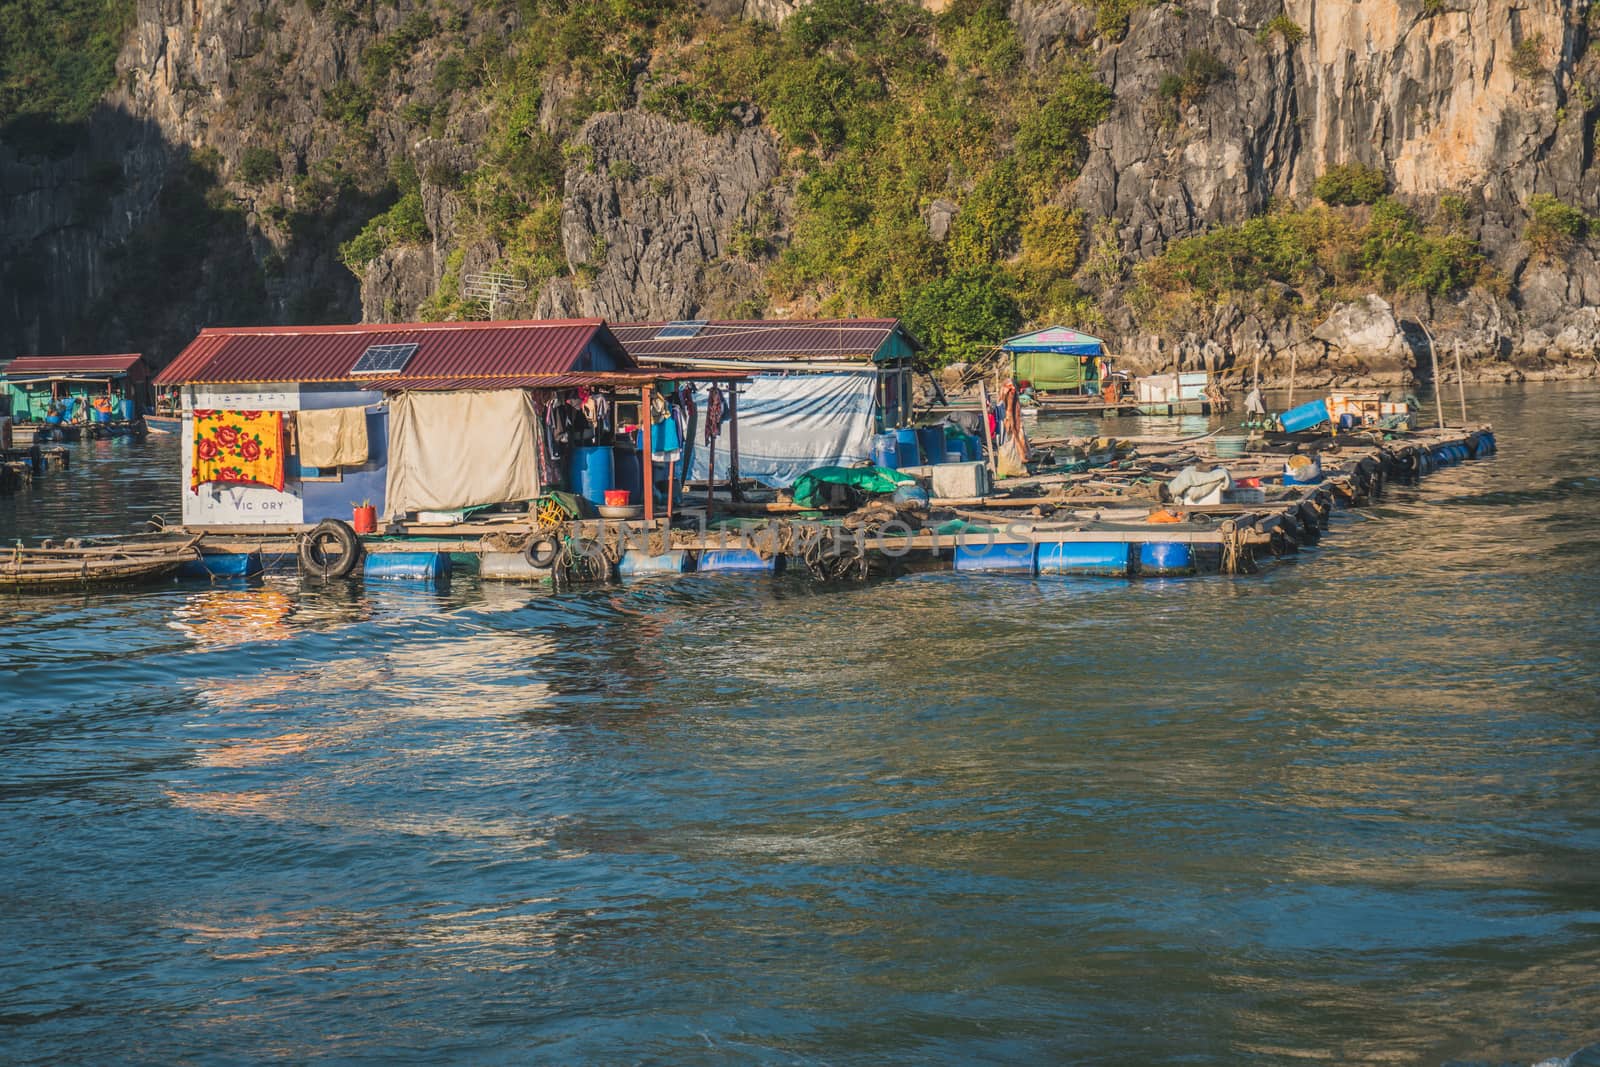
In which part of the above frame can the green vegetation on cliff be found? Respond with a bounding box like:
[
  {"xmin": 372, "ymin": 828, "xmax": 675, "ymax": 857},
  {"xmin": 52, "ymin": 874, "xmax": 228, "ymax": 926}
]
[
  {"xmin": 411, "ymin": 0, "xmax": 1112, "ymax": 362},
  {"xmin": 1133, "ymin": 196, "xmax": 1485, "ymax": 325},
  {"xmin": 0, "ymin": 0, "xmax": 134, "ymax": 151}
]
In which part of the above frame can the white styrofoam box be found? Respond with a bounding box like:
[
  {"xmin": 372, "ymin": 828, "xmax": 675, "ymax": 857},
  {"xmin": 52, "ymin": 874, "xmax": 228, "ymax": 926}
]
[{"xmin": 897, "ymin": 461, "xmax": 993, "ymax": 500}]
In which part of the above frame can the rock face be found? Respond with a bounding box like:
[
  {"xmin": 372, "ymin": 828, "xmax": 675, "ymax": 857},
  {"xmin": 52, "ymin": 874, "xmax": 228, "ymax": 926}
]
[
  {"xmin": 4, "ymin": 0, "xmax": 1600, "ymax": 383},
  {"xmin": 536, "ymin": 111, "xmax": 783, "ymax": 321},
  {"xmin": 1311, "ymin": 296, "xmax": 1416, "ymax": 379}
]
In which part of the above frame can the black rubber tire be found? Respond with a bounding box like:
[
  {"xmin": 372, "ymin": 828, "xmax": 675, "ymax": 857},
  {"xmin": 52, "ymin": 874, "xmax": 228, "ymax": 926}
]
[
  {"xmin": 523, "ymin": 533, "xmax": 561, "ymax": 569},
  {"xmin": 299, "ymin": 518, "xmax": 363, "ymax": 578}
]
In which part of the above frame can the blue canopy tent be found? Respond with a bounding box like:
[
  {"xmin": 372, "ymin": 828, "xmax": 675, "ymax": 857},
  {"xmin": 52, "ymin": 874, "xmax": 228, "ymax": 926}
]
[{"xmin": 1002, "ymin": 326, "xmax": 1108, "ymax": 395}]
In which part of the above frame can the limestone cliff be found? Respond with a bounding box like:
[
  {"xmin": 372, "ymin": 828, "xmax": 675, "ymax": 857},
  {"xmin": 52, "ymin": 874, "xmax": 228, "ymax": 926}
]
[{"xmin": 3, "ymin": 0, "xmax": 1599, "ymax": 386}]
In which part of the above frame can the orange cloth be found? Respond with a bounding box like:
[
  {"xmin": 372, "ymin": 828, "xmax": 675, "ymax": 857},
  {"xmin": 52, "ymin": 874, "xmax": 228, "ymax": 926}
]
[{"xmin": 191, "ymin": 409, "xmax": 285, "ymax": 493}]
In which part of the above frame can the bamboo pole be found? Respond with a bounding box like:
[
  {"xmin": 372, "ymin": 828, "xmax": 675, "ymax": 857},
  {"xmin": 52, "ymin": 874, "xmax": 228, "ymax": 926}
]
[
  {"xmin": 1419, "ymin": 320, "xmax": 1446, "ymax": 428},
  {"xmin": 1286, "ymin": 347, "xmax": 1296, "ymax": 409},
  {"xmin": 977, "ymin": 379, "xmax": 998, "ymax": 476},
  {"xmin": 1453, "ymin": 341, "xmax": 1468, "ymax": 424}
]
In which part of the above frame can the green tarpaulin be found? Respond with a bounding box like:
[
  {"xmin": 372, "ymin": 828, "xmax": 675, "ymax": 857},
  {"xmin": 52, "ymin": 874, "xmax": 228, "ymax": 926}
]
[
  {"xmin": 790, "ymin": 466, "xmax": 910, "ymax": 509},
  {"xmin": 1014, "ymin": 351, "xmax": 1098, "ymax": 392}
]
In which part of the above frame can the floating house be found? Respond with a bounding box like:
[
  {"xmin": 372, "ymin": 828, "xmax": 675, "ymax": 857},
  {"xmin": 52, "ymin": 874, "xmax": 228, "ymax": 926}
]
[
  {"xmin": 1003, "ymin": 327, "xmax": 1108, "ymax": 397},
  {"xmin": 0, "ymin": 353, "xmax": 151, "ymax": 422},
  {"xmin": 153, "ymin": 319, "xmax": 731, "ymax": 529},
  {"xmin": 612, "ymin": 318, "xmax": 920, "ymax": 486}
]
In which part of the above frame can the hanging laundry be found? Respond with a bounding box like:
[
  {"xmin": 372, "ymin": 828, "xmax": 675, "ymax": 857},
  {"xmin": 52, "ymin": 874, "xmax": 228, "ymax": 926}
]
[
  {"xmin": 677, "ymin": 385, "xmax": 697, "ymax": 483},
  {"xmin": 191, "ymin": 409, "xmax": 286, "ymax": 493},
  {"xmin": 705, "ymin": 385, "xmax": 725, "ymax": 443},
  {"xmin": 649, "ymin": 389, "xmax": 682, "ymax": 460}
]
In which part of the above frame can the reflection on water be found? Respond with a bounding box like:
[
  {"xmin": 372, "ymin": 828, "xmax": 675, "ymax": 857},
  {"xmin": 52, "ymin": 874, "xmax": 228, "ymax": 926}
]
[{"xmin": 1, "ymin": 384, "xmax": 1599, "ymax": 1065}]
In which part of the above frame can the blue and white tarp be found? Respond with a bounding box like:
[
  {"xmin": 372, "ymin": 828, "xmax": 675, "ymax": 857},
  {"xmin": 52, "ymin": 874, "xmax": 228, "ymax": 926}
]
[{"xmin": 693, "ymin": 372, "xmax": 878, "ymax": 488}]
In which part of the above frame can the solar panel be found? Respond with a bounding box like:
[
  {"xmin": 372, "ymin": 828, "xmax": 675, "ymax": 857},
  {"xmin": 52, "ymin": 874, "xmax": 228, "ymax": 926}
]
[
  {"xmin": 655, "ymin": 320, "xmax": 708, "ymax": 340},
  {"xmin": 350, "ymin": 343, "xmax": 418, "ymax": 375}
]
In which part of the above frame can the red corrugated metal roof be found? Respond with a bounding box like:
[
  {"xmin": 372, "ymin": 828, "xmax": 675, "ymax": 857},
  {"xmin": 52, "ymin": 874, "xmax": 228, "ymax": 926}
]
[
  {"xmin": 4, "ymin": 353, "xmax": 147, "ymax": 376},
  {"xmin": 351, "ymin": 370, "xmax": 746, "ymax": 391},
  {"xmin": 611, "ymin": 319, "xmax": 920, "ymax": 362},
  {"xmin": 154, "ymin": 320, "xmax": 641, "ymax": 387}
]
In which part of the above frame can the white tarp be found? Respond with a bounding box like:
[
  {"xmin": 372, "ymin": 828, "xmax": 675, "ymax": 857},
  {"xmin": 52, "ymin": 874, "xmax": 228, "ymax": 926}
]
[
  {"xmin": 384, "ymin": 390, "xmax": 542, "ymax": 519},
  {"xmin": 691, "ymin": 372, "xmax": 879, "ymax": 488}
]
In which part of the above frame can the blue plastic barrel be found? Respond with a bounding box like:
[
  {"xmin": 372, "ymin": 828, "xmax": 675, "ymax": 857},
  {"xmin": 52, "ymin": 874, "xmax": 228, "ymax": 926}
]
[
  {"xmin": 698, "ymin": 550, "xmax": 783, "ymax": 573},
  {"xmin": 364, "ymin": 552, "xmax": 451, "ymax": 582},
  {"xmin": 613, "ymin": 446, "xmax": 642, "ymax": 501},
  {"xmin": 1037, "ymin": 541, "xmax": 1131, "ymax": 577},
  {"xmin": 118, "ymin": 398, "xmax": 135, "ymax": 420},
  {"xmin": 871, "ymin": 433, "xmax": 899, "ymax": 470},
  {"xmin": 893, "ymin": 427, "xmax": 921, "ymax": 467},
  {"xmin": 93, "ymin": 408, "xmax": 111, "ymax": 424},
  {"xmin": 1138, "ymin": 542, "xmax": 1195, "ymax": 577},
  {"xmin": 618, "ymin": 550, "xmax": 690, "ymax": 577},
  {"xmin": 570, "ymin": 445, "xmax": 615, "ymax": 505},
  {"xmin": 917, "ymin": 427, "xmax": 946, "ymax": 465},
  {"xmin": 1278, "ymin": 398, "xmax": 1330, "ymax": 433},
  {"xmin": 954, "ymin": 541, "xmax": 1036, "ymax": 573},
  {"xmin": 179, "ymin": 551, "xmax": 263, "ymax": 579}
]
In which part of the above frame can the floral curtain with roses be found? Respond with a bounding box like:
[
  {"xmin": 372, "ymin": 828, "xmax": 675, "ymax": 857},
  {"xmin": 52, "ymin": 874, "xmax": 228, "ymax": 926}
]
[{"xmin": 190, "ymin": 409, "xmax": 286, "ymax": 493}]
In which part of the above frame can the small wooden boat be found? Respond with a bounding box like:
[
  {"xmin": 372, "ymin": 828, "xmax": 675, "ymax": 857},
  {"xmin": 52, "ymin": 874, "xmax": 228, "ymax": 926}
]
[
  {"xmin": 0, "ymin": 536, "xmax": 202, "ymax": 591},
  {"xmin": 144, "ymin": 414, "xmax": 181, "ymax": 435}
]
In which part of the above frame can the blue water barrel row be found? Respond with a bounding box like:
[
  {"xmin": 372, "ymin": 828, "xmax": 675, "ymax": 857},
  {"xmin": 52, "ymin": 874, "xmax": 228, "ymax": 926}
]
[
  {"xmin": 953, "ymin": 541, "xmax": 1212, "ymax": 578},
  {"xmin": 618, "ymin": 549, "xmax": 786, "ymax": 578},
  {"xmin": 877, "ymin": 426, "xmax": 982, "ymax": 468}
]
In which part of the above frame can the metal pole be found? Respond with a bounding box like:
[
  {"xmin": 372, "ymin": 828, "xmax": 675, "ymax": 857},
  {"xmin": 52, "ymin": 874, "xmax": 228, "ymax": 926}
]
[
  {"xmin": 641, "ymin": 383, "xmax": 654, "ymax": 525},
  {"xmin": 727, "ymin": 384, "xmax": 742, "ymax": 502},
  {"xmin": 1420, "ymin": 320, "xmax": 1446, "ymax": 428},
  {"xmin": 1453, "ymin": 341, "xmax": 1468, "ymax": 424}
]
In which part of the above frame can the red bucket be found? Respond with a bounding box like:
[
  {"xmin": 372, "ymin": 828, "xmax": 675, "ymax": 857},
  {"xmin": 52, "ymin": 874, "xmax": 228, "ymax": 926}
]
[{"xmin": 603, "ymin": 489, "xmax": 630, "ymax": 507}]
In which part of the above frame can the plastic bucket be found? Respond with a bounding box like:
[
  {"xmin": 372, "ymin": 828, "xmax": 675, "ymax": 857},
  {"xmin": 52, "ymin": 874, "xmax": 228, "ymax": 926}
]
[
  {"xmin": 1213, "ymin": 435, "xmax": 1248, "ymax": 458},
  {"xmin": 604, "ymin": 489, "xmax": 630, "ymax": 507}
]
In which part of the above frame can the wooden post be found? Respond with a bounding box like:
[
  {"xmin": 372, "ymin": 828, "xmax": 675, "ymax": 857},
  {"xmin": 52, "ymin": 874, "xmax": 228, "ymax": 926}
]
[
  {"xmin": 977, "ymin": 379, "xmax": 998, "ymax": 475},
  {"xmin": 1252, "ymin": 348, "xmax": 1261, "ymax": 392},
  {"xmin": 1420, "ymin": 320, "xmax": 1445, "ymax": 428},
  {"xmin": 1453, "ymin": 341, "xmax": 1468, "ymax": 424},
  {"xmin": 641, "ymin": 383, "xmax": 654, "ymax": 525},
  {"xmin": 704, "ymin": 392, "xmax": 715, "ymax": 520},
  {"xmin": 727, "ymin": 384, "xmax": 742, "ymax": 502},
  {"xmin": 1286, "ymin": 347, "xmax": 1297, "ymax": 410}
]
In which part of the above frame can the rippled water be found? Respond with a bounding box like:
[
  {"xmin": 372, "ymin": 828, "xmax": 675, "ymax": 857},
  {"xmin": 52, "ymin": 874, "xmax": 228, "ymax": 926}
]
[{"xmin": 2, "ymin": 386, "xmax": 1598, "ymax": 1065}]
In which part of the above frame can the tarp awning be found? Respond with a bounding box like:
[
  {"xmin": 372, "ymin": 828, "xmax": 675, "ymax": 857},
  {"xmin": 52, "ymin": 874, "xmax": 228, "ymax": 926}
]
[
  {"xmin": 1000, "ymin": 326, "xmax": 1104, "ymax": 356},
  {"xmin": 691, "ymin": 372, "xmax": 878, "ymax": 488},
  {"xmin": 383, "ymin": 391, "xmax": 543, "ymax": 519}
]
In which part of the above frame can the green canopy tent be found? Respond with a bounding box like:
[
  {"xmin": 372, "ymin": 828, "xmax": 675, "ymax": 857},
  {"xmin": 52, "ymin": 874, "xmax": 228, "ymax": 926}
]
[{"xmin": 1002, "ymin": 327, "xmax": 1106, "ymax": 395}]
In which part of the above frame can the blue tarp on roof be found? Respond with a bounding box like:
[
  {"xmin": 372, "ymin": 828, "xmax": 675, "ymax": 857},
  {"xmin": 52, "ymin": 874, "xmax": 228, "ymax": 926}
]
[{"xmin": 1001, "ymin": 326, "xmax": 1104, "ymax": 356}]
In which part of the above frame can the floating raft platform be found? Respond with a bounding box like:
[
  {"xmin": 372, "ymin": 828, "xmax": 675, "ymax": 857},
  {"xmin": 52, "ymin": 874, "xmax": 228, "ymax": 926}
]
[{"xmin": 139, "ymin": 424, "xmax": 1495, "ymax": 587}]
